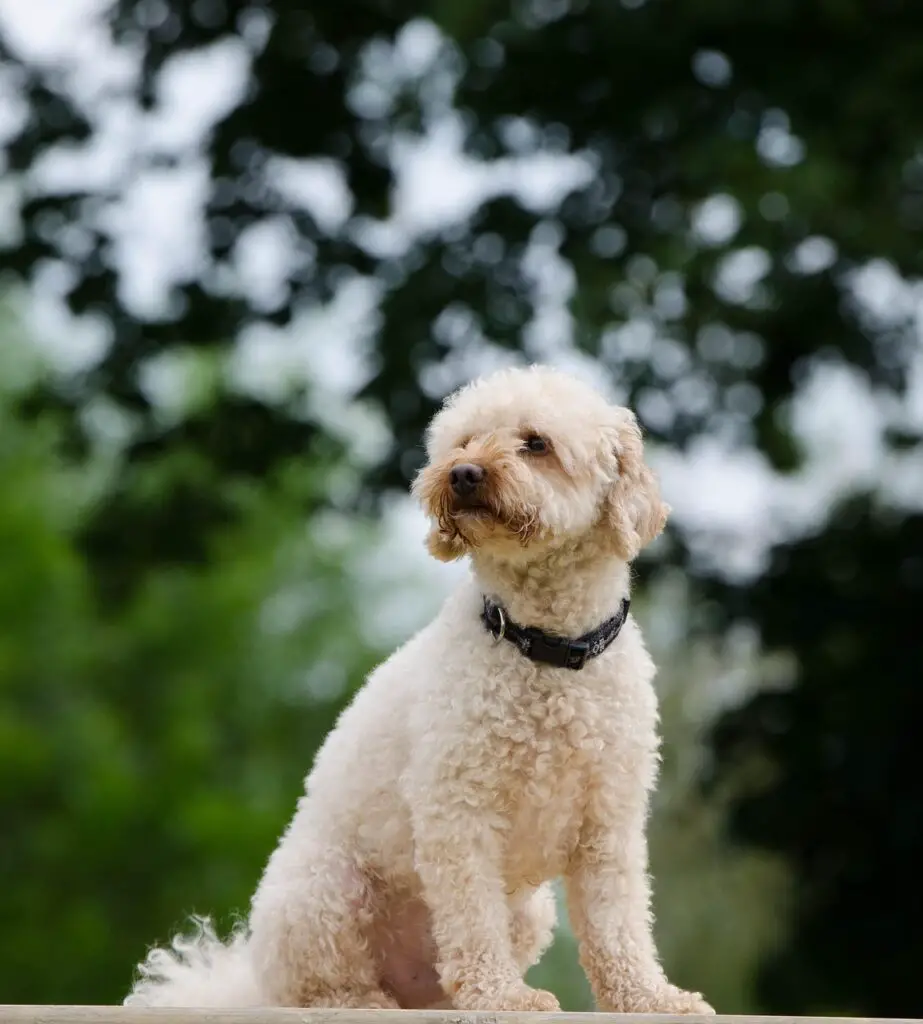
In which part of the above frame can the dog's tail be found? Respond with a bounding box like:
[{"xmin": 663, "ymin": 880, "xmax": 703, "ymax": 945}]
[{"xmin": 125, "ymin": 916, "xmax": 263, "ymax": 1007}]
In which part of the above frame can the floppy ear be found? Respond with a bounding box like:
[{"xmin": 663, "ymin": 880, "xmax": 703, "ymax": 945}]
[
  {"xmin": 411, "ymin": 464, "xmax": 469, "ymax": 563},
  {"xmin": 603, "ymin": 410, "xmax": 670, "ymax": 561},
  {"xmin": 424, "ymin": 525, "xmax": 467, "ymax": 562}
]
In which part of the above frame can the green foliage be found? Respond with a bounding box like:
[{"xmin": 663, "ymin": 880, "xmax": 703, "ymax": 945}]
[
  {"xmin": 0, "ymin": 338, "xmax": 385, "ymax": 1003},
  {"xmin": 528, "ymin": 903, "xmax": 595, "ymax": 1012}
]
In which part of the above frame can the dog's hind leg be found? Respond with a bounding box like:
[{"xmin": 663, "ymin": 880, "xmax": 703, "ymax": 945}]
[
  {"xmin": 510, "ymin": 884, "xmax": 557, "ymax": 973},
  {"xmin": 248, "ymin": 836, "xmax": 396, "ymax": 1009}
]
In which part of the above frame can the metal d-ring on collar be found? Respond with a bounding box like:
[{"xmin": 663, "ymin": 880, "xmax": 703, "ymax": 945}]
[
  {"xmin": 490, "ymin": 603, "xmax": 507, "ymax": 642},
  {"xmin": 481, "ymin": 595, "xmax": 631, "ymax": 671}
]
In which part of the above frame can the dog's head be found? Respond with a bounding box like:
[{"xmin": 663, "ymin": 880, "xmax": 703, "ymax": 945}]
[{"xmin": 412, "ymin": 364, "xmax": 669, "ymax": 564}]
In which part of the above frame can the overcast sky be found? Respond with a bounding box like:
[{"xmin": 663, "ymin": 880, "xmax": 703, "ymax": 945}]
[{"xmin": 1, "ymin": 0, "xmax": 922, "ymax": 640}]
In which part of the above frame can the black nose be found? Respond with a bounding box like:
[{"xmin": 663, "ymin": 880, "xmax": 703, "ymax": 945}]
[{"xmin": 450, "ymin": 463, "xmax": 485, "ymax": 496}]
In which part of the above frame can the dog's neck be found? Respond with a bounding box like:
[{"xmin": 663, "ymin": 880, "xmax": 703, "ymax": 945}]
[{"xmin": 470, "ymin": 541, "xmax": 631, "ymax": 637}]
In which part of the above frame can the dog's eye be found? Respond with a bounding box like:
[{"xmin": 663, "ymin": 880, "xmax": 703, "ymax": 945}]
[{"xmin": 523, "ymin": 434, "xmax": 548, "ymax": 454}]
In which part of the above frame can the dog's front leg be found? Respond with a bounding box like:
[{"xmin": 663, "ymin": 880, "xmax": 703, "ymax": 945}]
[
  {"xmin": 565, "ymin": 780, "xmax": 714, "ymax": 1015},
  {"xmin": 409, "ymin": 804, "xmax": 559, "ymax": 1012}
]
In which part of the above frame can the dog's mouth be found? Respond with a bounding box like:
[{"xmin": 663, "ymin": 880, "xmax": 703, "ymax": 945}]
[
  {"xmin": 450, "ymin": 494, "xmax": 497, "ymax": 519},
  {"xmin": 452, "ymin": 496, "xmax": 488, "ymax": 512}
]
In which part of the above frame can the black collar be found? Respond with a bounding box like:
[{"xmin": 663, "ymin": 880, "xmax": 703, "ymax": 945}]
[{"xmin": 481, "ymin": 596, "xmax": 631, "ymax": 671}]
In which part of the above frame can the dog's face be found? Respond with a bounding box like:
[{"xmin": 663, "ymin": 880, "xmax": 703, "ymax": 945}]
[{"xmin": 412, "ymin": 365, "xmax": 669, "ymax": 564}]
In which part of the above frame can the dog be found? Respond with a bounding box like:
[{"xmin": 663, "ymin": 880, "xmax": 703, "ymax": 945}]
[{"xmin": 126, "ymin": 364, "xmax": 714, "ymax": 1015}]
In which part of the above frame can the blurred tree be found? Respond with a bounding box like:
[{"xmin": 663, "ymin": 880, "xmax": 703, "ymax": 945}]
[
  {"xmin": 1, "ymin": 0, "xmax": 922, "ymax": 1014},
  {"xmin": 0, "ymin": 332, "xmax": 387, "ymax": 1002},
  {"xmin": 2, "ymin": 0, "xmax": 922, "ymax": 477},
  {"xmin": 707, "ymin": 500, "xmax": 923, "ymax": 1017},
  {"xmin": 644, "ymin": 577, "xmax": 790, "ymax": 1015}
]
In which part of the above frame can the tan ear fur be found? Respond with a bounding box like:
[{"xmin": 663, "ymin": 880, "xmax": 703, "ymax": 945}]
[
  {"xmin": 605, "ymin": 412, "xmax": 670, "ymax": 560},
  {"xmin": 412, "ymin": 465, "xmax": 470, "ymax": 562},
  {"xmin": 425, "ymin": 526, "xmax": 468, "ymax": 562}
]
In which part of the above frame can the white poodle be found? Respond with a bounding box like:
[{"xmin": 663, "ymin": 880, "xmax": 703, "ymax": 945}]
[{"xmin": 126, "ymin": 364, "xmax": 714, "ymax": 1015}]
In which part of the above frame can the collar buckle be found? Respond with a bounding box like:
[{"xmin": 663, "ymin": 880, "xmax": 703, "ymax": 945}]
[{"xmin": 565, "ymin": 640, "xmax": 590, "ymax": 670}]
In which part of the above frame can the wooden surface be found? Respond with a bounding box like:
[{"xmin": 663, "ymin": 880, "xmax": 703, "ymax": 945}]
[{"xmin": 2, "ymin": 1009, "xmax": 922, "ymax": 1024}]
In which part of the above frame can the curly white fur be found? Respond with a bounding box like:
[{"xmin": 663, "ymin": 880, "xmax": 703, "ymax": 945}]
[{"xmin": 126, "ymin": 364, "xmax": 714, "ymax": 1015}]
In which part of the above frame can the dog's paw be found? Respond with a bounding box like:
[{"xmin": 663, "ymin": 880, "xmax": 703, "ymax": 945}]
[
  {"xmin": 454, "ymin": 981, "xmax": 560, "ymax": 1012},
  {"xmin": 510, "ymin": 986, "xmax": 560, "ymax": 1012},
  {"xmin": 647, "ymin": 985, "xmax": 715, "ymax": 1015},
  {"xmin": 596, "ymin": 982, "xmax": 714, "ymax": 1016}
]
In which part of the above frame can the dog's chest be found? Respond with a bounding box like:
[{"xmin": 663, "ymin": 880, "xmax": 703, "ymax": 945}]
[
  {"xmin": 503, "ymin": 765, "xmax": 587, "ymax": 885},
  {"xmin": 489, "ymin": 683, "xmax": 603, "ymax": 884}
]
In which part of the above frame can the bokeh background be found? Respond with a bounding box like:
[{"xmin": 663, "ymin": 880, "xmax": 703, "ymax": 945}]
[{"xmin": 1, "ymin": 0, "xmax": 922, "ymax": 1015}]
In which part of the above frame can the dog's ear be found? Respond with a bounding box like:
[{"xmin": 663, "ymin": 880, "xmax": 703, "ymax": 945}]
[
  {"xmin": 602, "ymin": 410, "xmax": 669, "ymax": 561},
  {"xmin": 412, "ymin": 466, "xmax": 469, "ymax": 563},
  {"xmin": 424, "ymin": 525, "xmax": 467, "ymax": 562}
]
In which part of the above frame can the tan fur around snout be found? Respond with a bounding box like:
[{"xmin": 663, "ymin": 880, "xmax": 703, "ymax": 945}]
[{"xmin": 411, "ymin": 431, "xmax": 543, "ymax": 563}]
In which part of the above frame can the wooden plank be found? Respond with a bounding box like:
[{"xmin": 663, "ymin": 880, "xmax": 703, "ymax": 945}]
[{"xmin": 1, "ymin": 1010, "xmax": 921, "ymax": 1024}]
